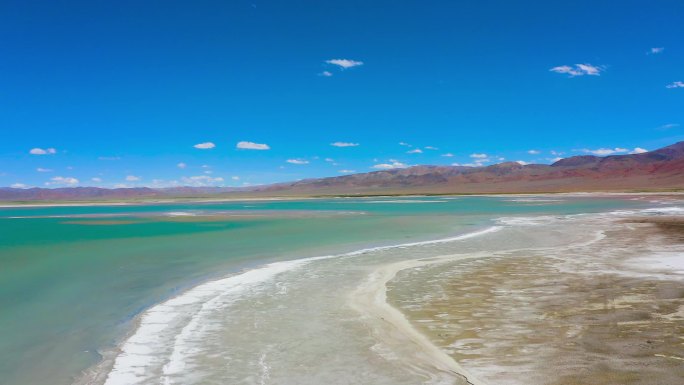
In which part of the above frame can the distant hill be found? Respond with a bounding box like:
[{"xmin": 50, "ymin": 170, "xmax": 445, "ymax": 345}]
[
  {"xmin": 2, "ymin": 142, "xmax": 683, "ymax": 201},
  {"xmin": 251, "ymin": 141, "xmax": 684, "ymax": 195}
]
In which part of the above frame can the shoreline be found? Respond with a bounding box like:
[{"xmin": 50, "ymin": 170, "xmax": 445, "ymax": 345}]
[
  {"xmin": 2, "ymin": 191, "xmax": 684, "ymax": 208},
  {"xmin": 348, "ymin": 225, "xmax": 611, "ymax": 385},
  {"xmin": 348, "ymin": 252, "xmax": 495, "ymax": 385},
  {"xmin": 76, "ymin": 225, "xmax": 501, "ymax": 385}
]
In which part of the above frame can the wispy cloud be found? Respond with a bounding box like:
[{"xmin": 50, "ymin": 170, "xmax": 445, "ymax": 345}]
[
  {"xmin": 338, "ymin": 169, "xmax": 356, "ymax": 173},
  {"xmin": 177, "ymin": 162, "xmax": 187, "ymax": 169},
  {"xmin": 181, "ymin": 175, "xmax": 224, "ymax": 186},
  {"xmin": 465, "ymin": 153, "xmax": 497, "ymax": 167},
  {"xmin": 237, "ymin": 141, "xmax": 270, "ymax": 150},
  {"xmin": 326, "ymin": 59, "xmax": 363, "ymax": 69},
  {"xmin": 231, "ymin": 176, "xmax": 240, "ymax": 180},
  {"xmin": 194, "ymin": 142, "xmax": 216, "ymax": 149},
  {"xmin": 46, "ymin": 176, "xmax": 79, "ymax": 186},
  {"xmin": 648, "ymin": 47, "xmax": 664, "ymax": 55},
  {"xmin": 91, "ymin": 177, "xmax": 102, "ymax": 183},
  {"xmin": 126, "ymin": 175, "xmax": 141, "ymax": 181},
  {"xmin": 580, "ymin": 147, "xmax": 628, "ymax": 156},
  {"xmin": 631, "ymin": 147, "xmax": 648, "ymax": 154},
  {"xmin": 11, "ymin": 183, "xmax": 28, "ymax": 189},
  {"xmin": 550, "ymin": 63, "xmax": 603, "ymax": 77},
  {"xmin": 666, "ymin": 81, "xmax": 684, "ymax": 89},
  {"xmin": 516, "ymin": 160, "xmax": 529, "ymax": 165},
  {"xmin": 29, "ymin": 147, "xmax": 56, "ymax": 155},
  {"xmin": 424, "ymin": 146, "xmax": 438, "ymax": 150},
  {"xmin": 286, "ymin": 159, "xmax": 309, "ymax": 165},
  {"xmin": 656, "ymin": 123, "xmax": 680, "ymax": 130},
  {"xmin": 319, "ymin": 71, "xmax": 333, "ymax": 77},
  {"xmin": 407, "ymin": 149, "xmax": 423, "ymax": 154},
  {"xmin": 36, "ymin": 167, "xmax": 52, "ymax": 172},
  {"xmin": 441, "ymin": 153, "xmax": 454, "ymax": 157},
  {"xmin": 331, "ymin": 142, "xmax": 359, "ymax": 147},
  {"xmin": 399, "ymin": 142, "xmax": 412, "ymax": 147},
  {"xmin": 527, "ymin": 150, "xmax": 540, "ymax": 155},
  {"xmin": 372, "ymin": 161, "xmax": 408, "ymax": 170}
]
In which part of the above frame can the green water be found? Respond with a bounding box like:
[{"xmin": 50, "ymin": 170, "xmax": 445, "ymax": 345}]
[{"xmin": 0, "ymin": 196, "xmax": 651, "ymax": 385}]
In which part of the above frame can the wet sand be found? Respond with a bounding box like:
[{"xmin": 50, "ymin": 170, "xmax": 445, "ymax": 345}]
[{"xmin": 387, "ymin": 217, "xmax": 684, "ymax": 384}]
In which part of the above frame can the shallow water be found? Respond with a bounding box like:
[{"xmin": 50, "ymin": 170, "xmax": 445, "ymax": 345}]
[{"xmin": 0, "ymin": 195, "xmax": 667, "ymax": 384}]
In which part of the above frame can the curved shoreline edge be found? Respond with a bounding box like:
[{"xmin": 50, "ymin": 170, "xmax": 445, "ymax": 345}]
[
  {"xmin": 347, "ymin": 229, "xmax": 502, "ymax": 385},
  {"xmin": 347, "ymin": 223, "xmax": 623, "ymax": 385},
  {"xmin": 78, "ymin": 225, "xmax": 502, "ymax": 385}
]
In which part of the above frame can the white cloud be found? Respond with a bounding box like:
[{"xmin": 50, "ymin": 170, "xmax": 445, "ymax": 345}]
[
  {"xmin": 326, "ymin": 59, "xmax": 363, "ymax": 69},
  {"xmin": 177, "ymin": 162, "xmax": 187, "ymax": 169},
  {"xmin": 580, "ymin": 147, "xmax": 628, "ymax": 156},
  {"xmin": 91, "ymin": 177, "xmax": 102, "ymax": 182},
  {"xmin": 46, "ymin": 176, "xmax": 79, "ymax": 186},
  {"xmin": 470, "ymin": 153, "xmax": 488, "ymax": 159},
  {"xmin": 11, "ymin": 183, "xmax": 28, "ymax": 189},
  {"xmin": 441, "ymin": 153, "xmax": 454, "ymax": 157},
  {"xmin": 550, "ymin": 157, "xmax": 563, "ymax": 162},
  {"xmin": 113, "ymin": 183, "xmax": 131, "ymax": 188},
  {"xmin": 372, "ymin": 161, "xmax": 408, "ymax": 170},
  {"xmin": 407, "ymin": 149, "xmax": 423, "ymax": 154},
  {"xmin": 648, "ymin": 47, "xmax": 664, "ymax": 55},
  {"xmin": 237, "ymin": 141, "xmax": 270, "ymax": 150},
  {"xmin": 631, "ymin": 147, "xmax": 648, "ymax": 154},
  {"xmin": 550, "ymin": 150, "xmax": 564, "ymax": 156},
  {"xmin": 181, "ymin": 175, "xmax": 224, "ymax": 186},
  {"xmin": 29, "ymin": 147, "xmax": 56, "ymax": 155},
  {"xmin": 666, "ymin": 81, "xmax": 684, "ymax": 89},
  {"xmin": 324, "ymin": 158, "xmax": 335, "ymax": 162},
  {"xmin": 319, "ymin": 71, "xmax": 333, "ymax": 77},
  {"xmin": 516, "ymin": 160, "xmax": 529, "ymax": 165},
  {"xmin": 231, "ymin": 176, "xmax": 240, "ymax": 180},
  {"xmin": 126, "ymin": 175, "xmax": 141, "ymax": 181},
  {"xmin": 424, "ymin": 146, "xmax": 438, "ymax": 150},
  {"xmin": 550, "ymin": 63, "xmax": 603, "ymax": 77},
  {"xmin": 287, "ymin": 159, "xmax": 309, "ymax": 165},
  {"xmin": 36, "ymin": 168, "xmax": 52, "ymax": 172},
  {"xmin": 338, "ymin": 169, "xmax": 356, "ymax": 173},
  {"xmin": 194, "ymin": 142, "xmax": 216, "ymax": 149},
  {"xmin": 331, "ymin": 142, "xmax": 359, "ymax": 147},
  {"xmin": 527, "ymin": 150, "xmax": 540, "ymax": 155},
  {"xmin": 399, "ymin": 142, "xmax": 412, "ymax": 147}
]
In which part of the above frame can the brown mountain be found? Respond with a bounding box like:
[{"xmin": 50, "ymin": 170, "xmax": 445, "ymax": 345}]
[
  {"xmin": 252, "ymin": 141, "xmax": 684, "ymax": 195},
  {"xmin": 1, "ymin": 142, "xmax": 683, "ymax": 201}
]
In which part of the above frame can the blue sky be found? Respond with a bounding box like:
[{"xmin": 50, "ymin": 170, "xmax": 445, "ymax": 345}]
[{"xmin": 1, "ymin": 0, "xmax": 683, "ymax": 188}]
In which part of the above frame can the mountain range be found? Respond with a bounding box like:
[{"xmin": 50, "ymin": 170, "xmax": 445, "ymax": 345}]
[{"xmin": 2, "ymin": 141, "xmax": 683, "ymax": 201}]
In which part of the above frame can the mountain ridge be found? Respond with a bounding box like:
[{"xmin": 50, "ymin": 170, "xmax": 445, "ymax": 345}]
[{"xmin": 2, "ymin": 141, "xmax": 683, "ymax": 201}]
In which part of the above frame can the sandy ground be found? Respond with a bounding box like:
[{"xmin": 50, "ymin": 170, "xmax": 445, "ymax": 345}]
[{"xmin": 384, "ymin": 217, "xmax": 684, "ymax": 385}]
